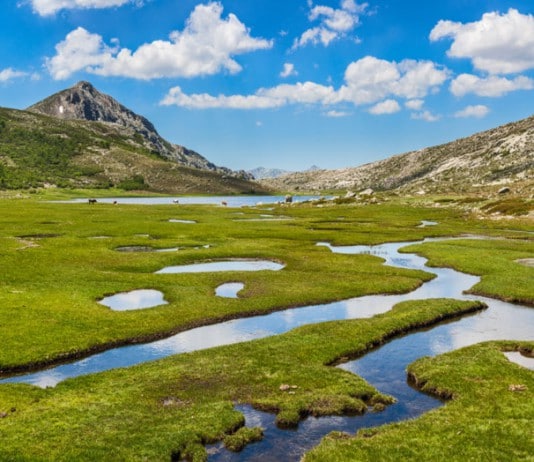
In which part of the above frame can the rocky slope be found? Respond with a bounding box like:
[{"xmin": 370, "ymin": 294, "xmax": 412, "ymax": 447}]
[
  {"xmin": 28, "ymin": 81, "xmax": 251, "ymax": 180},
  {"xmin": 0, "ymin": 107, "xmax": 264, "ymax": 194},
  {"xmin": 261, "ymin": 116, "xmax": 534, "ymax": 196}
]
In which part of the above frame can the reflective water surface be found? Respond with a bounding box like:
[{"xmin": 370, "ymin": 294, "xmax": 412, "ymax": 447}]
[
  {"xmin": 155, "ymin": 260, "xmax": 285, "ymax": 274},
  {"xmin": 98, "ymin": 289, "xmax": 168, "ymax": 311},
  {"xmin": 216, "ymin": 283, "xmax": 245, "ymax": 298},
  {"xmin": 59, "ymin": 195, "xmax": 326, "ymax": 207},
  {"xmin": 1, "ymin": 238, "xmax": 533, "ymax": 461}
]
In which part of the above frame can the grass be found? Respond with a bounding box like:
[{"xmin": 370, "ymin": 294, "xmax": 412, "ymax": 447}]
[
  {"xmin": 0, "ymin": 299, "xmax": 485, "ymax": 461},
  {"xmin": 401, "ymin": 238, "xmax": 534, "ymax": 306},
  {"xmin": 304, "ymin": 341, "xmax": 534, "ymax": 462},
  {"xmin": 0, "ymin": 197, "xmax": 469, "ymax": 370},
  {"xmin": 0, "ymin": 194, "xmax": 531, "ymax": 460}
]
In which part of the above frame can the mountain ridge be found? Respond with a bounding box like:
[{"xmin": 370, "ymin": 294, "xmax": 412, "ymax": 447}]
[
  {"xmin": 0, "ymin": 105, "xmax": 263, "ymax": 194},
  {"xmin": 260, "ymin": 115, "xmax": 534, "ymax": 196},
  {"xmin": 28, "ymin": 81, "xmax": 251, "ymax": 180}
]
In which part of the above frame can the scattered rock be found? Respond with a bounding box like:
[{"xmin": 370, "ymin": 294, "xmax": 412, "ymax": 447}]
[
  {"xmin": 508, "ymin": 384, "xmax": 527, "ymax": 392},
  {"xmin": 498, "ymin": 187, "xmax": 511, "ymax": 194},
  {"xmin": 516, "ymin": 258, "xmax": 534, "ymax": 268},
  {"xmin": 0, "ymin": 412, "xmax": 7, "ymax": 419},
  {"xmin": 345, "ymin": 191, "xmax": 356, "ymax": 198},
  {"xmin": 359, "ymin": 188, "xmax": 374, "ymax": 196},
  {"xmin": 279, "ymin": 384, "xmax": 298, "ymax": 391}
]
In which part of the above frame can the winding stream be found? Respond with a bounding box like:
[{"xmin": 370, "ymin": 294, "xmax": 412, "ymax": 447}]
[{"xmin": 1, "ymin": 238, "xmax": 533, "ymax": 461}]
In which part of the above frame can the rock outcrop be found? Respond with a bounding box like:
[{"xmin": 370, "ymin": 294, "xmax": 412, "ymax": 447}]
[
  {"xmin": 261, "ymin": 115, "xmax": 534, "ymax": 195},
  {"xmin": 28, "ymin": 81, "xmax": 251, "ymax": 180}
]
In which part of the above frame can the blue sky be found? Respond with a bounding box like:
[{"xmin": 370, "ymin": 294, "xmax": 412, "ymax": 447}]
[{"xmin": 1, "ymin": 0, "xmax": 534, "ymax": 171}]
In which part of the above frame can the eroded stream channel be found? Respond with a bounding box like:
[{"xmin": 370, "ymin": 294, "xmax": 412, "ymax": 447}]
[{"xmin": 1, "ymin": 238, "xmax": 533, "ymax": 461}]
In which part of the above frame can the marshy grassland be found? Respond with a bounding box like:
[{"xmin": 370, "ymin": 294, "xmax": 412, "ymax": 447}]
[
  {"xmin": 0, "ymin": 192, "xmax": 532, "ymax": 460},
  {"xmin": 304, "ymin": 340, "xmax": 534, "ymax": 462}
]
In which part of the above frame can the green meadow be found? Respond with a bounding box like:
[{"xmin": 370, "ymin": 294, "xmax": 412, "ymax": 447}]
[{"xmin": 0, "ymin": 192, "xmax": 532, "ymax": 460}]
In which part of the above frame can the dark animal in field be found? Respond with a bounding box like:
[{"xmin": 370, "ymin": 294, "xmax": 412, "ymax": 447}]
[
  {"xmin": 285, "ymin": 195, "xmax": 293, "ymax": 203},
  {"xmin": 88, "ymin": 199, "xmax": 97, "ymax": 204},
  {"xmin": 221, "ymin": 201, "xmax": 228, "ymax": 206}
]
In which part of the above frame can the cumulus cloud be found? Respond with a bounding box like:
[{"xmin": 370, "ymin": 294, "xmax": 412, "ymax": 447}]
[
  {"xmin": 293, "ymin": 0, "xmax": 367, "ymax": 49},
  {"xmin": 30, "ymin": 0, "xmax": 134, "ymax": 16},
  {"xmin": 368, "ymin": 99, "xmax": 400, "ymax": 115},
  {"xmin": 324, "ymin": 110, "xmax": 351, "ymax": 117},
  {"xmin": 0, "ymin": 68, "xmax": 28, "ymax": 82},
  {"xmin": 430, "ymin": 9, "xmax": 534, "ymax": 74},
  {"xmin": 161, "ymin": 82, "xmax": 337, "ymax": 109},
  {"xmin": 162, "ymin": 55, "xmax": 448, "ymax": 116},
  {"xmin": 280, "ymin": 63, "xmax": 297, "ymax": 78},
  {"xmin": 454, "ymin": 105, "xmax": 489, "ymax": 118},
  {"xmin": 338, "ymin": 56, "xmax": 449, "ymax": 104},
  {"xmin": 405, "ymin": 99, "xmax": 424, "ymax": 110},
  {"xmin": 46, "ymin": 2, "xmax": 272, "ymax": 80},
  {"xmin": 410, "ymin": 110, "xmax": 440, "ymax": 122},
  {"xmin": 450, "ymin": 74, "xmax": 534, "ymax": 97}
]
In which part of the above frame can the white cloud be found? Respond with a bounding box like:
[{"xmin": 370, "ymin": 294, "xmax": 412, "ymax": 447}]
[
  {"xmin": 410, "ymin": 110, "xmax": 440, "ymax": 122},
  {"xmin": 430, "ymin": 9, "xmax": 534, "ymax": 74},
  {"xmin": 30, "ymin": 0, "xmax": 134, "ymax": 16},
  {"xmin": 293, "ymin": 0, "xmax": 367, "ymax": 49},
  {"xmin": 450, "ymin": 74, "xmax": 534, "ymax": 97},
  {"xmin": 162, "ymin": 56, "xmax": 449, "ymax": 113},
  {"xmin": 0, "ymin": 68, "xmax": 28, "ymax": 82},
  {"xmin": 161, "ymin": 82, "xmax": 337, "ymax": 109},
  {"xmin": 280, "ymin": 63, "xmax": 297, "ymax": 78},
  {"xmin": 368, "ymin": 99, "xmax": 400, "ymax": 115},
  {"xmin": 324, "ymin": 110, "xmax": 351, "ymax": 117},
  {"xmin": 454, "ymin": 105, "xmax": 489, "ymax": 118},
  {"xmin": 339, "ymin": 56, "xmax": 448, "ymax": 104},
  {"xmin": 46, "ymin": 2, "xmax": 272, "ymax": 80},
  {"xmin": 405, "ymin": 99, "xmax": 424, "ymax": 110}
]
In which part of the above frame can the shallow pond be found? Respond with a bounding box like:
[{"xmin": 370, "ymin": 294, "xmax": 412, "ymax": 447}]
[
  {"xmin": 2, "ymin": 238, "xmax": 533, "ymax": 460},
  {"xmin": 59, "ymin": 195, "xmax": 326, "ymax": 207},
  {"xmin": 216, "ymin": 283, "xmax": 245, "ymax": 298},
  {"xmin": 99, "ymin": 289, "xmax": 168, "ymax": 311},
  {"xmin": 169, "ymin": 219, "xmax": 197, "ymax": 224},
  {"xmin": 155, "ymin": 259, "xmax": 285, "ymax": 274}
]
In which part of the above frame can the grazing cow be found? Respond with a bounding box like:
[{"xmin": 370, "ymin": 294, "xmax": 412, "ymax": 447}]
[
  {"xmin": 173, "ymin": 199, "xmax": 180, "ymax": 204},
  {"xmin": 88, "ymin": 199, "xmax": 97, "ymax": 204},
  {"xmin": 285, "ymin": 195, "xmax": 293, "ymax": 203},
  {"xmin": 221, "ymin": 201, "xmax": 228, "ymax": 207}
]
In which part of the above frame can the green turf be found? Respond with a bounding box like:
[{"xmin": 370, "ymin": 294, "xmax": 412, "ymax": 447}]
[
  {"xmin": 304, "ymin": 341, "xmax": 534, "ymax": 462},
  {"xmin": 0, "ymin": 299, "xmax": 484, "ymax": 461}
]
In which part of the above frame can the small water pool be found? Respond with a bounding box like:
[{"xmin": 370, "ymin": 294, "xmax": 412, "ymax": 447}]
[
  {"xmin": 216, "ymin": 283, "xmax": 245, "ymax": 298},
  {"xmin": 99, "ymin": 289, "xmax": 168, "ymax": 311},
  {"xmin": 155, "ymin": 259, "xmax": 284, "ymax": 274}
]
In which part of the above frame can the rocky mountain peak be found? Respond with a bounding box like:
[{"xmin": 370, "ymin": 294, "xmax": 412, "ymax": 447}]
[
  {"xmin": 27, "ymin": 81, "xmax": 252, "ymax": 179},
  {"xmin": 28, "ymin": 81, "xmax": 158, "ymax": 134}
]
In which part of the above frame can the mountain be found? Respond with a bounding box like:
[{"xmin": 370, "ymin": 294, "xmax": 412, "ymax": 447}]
[
  {"xmin": 0, "ymin": 105, "xmax": 263, "ymax": 194},
  {"xmin": 260, "ymin": 116, "xmax": 534, "ymax": 196},
  {"xmin": 28, "ymin": 81, "xmax": 251, "ymax": 180},
  {"xmin": 249, "ymin": 165, "xmax": 321, "ymax": 180}
]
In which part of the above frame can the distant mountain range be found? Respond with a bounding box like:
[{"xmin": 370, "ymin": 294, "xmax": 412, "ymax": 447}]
[
  {"xmin": 0, "ymin": 82, "xmax": 263, "ymax": 194},
  {"xmin": 1, "ymin": 80, "xmax": 532, "ymax": 196},
  {"xmin": 248, "ymin": 165, "xmax": 321, "ymax": 179},
  {"xmin": 260, "ymin": 116, "xmax": 533, "ymax": 196}
]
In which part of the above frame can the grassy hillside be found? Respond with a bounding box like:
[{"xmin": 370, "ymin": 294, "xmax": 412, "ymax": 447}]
[{"xmin": 0, "ymin": 107, "xmax": 264, "ymax": 194}]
